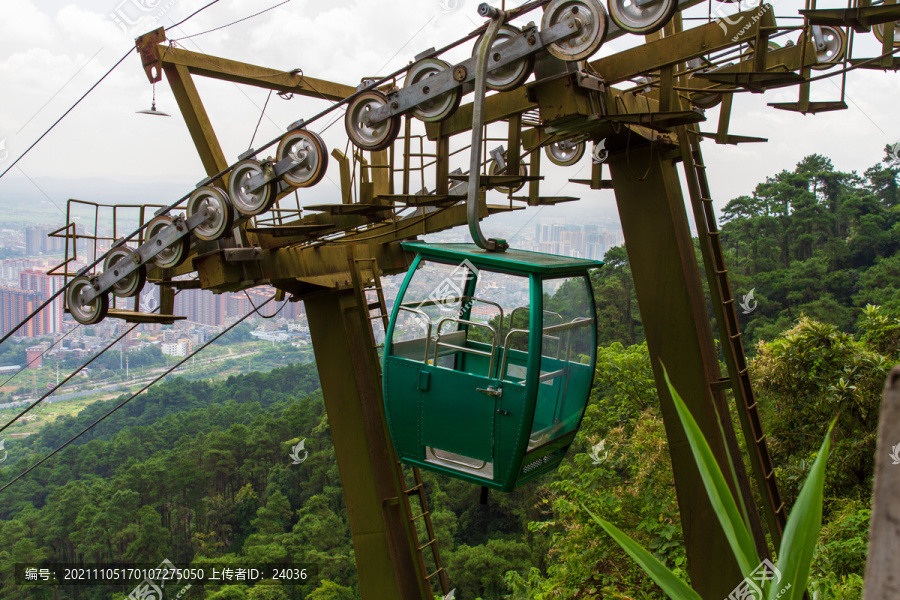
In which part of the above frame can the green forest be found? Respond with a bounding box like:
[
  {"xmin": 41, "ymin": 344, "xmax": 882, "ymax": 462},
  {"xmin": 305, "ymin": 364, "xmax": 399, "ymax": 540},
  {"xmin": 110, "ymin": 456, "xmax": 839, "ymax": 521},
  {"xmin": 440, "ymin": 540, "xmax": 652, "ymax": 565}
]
[{"xmin": 0, "ymin": 149, "xmax": 898, "ymax": 599}]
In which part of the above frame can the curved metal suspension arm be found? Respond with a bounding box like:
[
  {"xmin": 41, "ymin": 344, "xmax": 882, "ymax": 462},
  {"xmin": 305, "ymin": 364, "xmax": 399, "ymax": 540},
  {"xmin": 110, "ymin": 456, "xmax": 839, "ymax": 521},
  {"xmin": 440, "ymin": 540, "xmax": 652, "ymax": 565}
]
[{"xmin": 467, "ymin": 4, "xmax": 509, "ymax": 253}]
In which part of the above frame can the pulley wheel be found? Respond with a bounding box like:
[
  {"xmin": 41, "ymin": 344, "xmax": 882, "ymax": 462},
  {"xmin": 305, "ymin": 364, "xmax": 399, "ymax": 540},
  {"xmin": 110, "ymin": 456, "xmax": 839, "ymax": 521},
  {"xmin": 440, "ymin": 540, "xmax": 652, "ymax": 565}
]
[
  {"xmin": 744, "ymin": 40, "xmax": 781, "ymax": 54},
  {"xmin": 103, "ymin": 246, "xmax": 146, "ymax": 298},
  {"xmin": 545, "ymin": 140, "xmax": 586, "ymax": 166},
  {"xmin": 608, "ymin": 0, "xmax": 678, "ymax": 35},
  {"xmin": 489, "ymin": 154, "xmax": 528, "ymax": 194},
  {"xmin": 474, "ymin": 25, "xmax": 535, "ymax": 92},
  {"xmin": 67, "ymin": 275, "xmax": 109, "ymax": 325},
  {"xmin": 345, "ymin": 90, "xmax": 402, "ymax": 152},
  {"xmin": 689, "ymin": 89, "xmax": 723, "ymax": 110},
  {"xmin": 810, "ymin": 26, "xmax": 847, "ymax": 70},
  {"xmin": 874, "ymin": 21, "xmax": 900, "ymax": 46},
  {"xmin": 405, "ymin": 58, "xmax": 461, "ymax": 122},
  {"xmin": 187, "ymin": 186, "xmax": 235, "ymax": 241},
  {"xmin": 542, "ymin": 0, "xmax": 609, "ymax": 61},
  {"xmin": 228, "ymin": 159, "xmax": 276, "ymax": 216},
  {"xmin": 276, "ymin": 130, "xmax": 329, "ymax": 188},
  {"xmin": 688, "ymin": 70, "xmax": 723, "ymax": 109},
  {"xmin": 146, "ymin": 214, "xmax": 190, "ymax": 270}
]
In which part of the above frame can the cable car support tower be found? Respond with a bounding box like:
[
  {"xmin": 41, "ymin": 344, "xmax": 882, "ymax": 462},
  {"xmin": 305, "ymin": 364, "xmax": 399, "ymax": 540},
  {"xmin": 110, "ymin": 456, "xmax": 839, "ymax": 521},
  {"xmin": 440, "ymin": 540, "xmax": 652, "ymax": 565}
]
[{"xmin": 9, "ymin": 0, "xmax": 897, "ymax": 597}]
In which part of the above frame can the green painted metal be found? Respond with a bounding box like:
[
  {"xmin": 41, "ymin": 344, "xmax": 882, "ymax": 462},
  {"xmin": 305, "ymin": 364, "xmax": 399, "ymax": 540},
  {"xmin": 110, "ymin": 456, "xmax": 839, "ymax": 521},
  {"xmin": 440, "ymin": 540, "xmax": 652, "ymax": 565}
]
[
  {"xmin": 383, "ymin": 244, "xmax": 601, "ymax": 491},
  {"xmin": 400, "ymin": 242, "xmax": 604, "ymax": 275}
]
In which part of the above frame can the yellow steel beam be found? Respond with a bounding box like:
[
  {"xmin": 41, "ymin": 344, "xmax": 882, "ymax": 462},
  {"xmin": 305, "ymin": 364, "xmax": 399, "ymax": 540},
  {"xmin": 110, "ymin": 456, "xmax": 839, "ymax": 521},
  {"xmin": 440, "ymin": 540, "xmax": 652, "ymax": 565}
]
[
  {"xmin": 424, "ymin": 86, "xmax": 535, "ymax": 140},
  {"xmin": 590, "ymin": 6, "xmax": 777, "ymax": 84},
  {"xmin": 609, "ymin": 148, "xmax": 748, "ymax": 598},
  {"xmin": 164, "ymin": 62, "xmax": 230, "ymax": 180},
  {"xmin": 191, "ymin": 195, "xmax": 487, "ymax": 293},
  {"xmin": 303, "ymin": 245, "xmax": 428, "ymax": 600},
  {"xmin": 154, "ymin": 44, "xmax": 356, "ymax": 101},
  {"xmin": 800, "ymin": 3, "xmax": 900, "ymax": 30}
]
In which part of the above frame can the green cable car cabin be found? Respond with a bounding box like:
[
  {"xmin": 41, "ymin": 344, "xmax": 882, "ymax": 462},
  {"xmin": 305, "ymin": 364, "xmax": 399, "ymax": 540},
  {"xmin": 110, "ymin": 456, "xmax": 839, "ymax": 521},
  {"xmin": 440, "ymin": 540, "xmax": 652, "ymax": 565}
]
[{"xmin": 383, "ymin": 242, "xmax": 602, "ymax": 491}]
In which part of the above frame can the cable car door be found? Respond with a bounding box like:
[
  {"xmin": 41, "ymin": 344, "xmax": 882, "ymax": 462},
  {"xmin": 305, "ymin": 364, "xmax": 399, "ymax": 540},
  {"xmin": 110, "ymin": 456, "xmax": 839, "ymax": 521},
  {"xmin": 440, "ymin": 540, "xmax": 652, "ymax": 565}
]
[{"xmin": 419, "ymin": 314, "xmax": 500, "ymax": 478}]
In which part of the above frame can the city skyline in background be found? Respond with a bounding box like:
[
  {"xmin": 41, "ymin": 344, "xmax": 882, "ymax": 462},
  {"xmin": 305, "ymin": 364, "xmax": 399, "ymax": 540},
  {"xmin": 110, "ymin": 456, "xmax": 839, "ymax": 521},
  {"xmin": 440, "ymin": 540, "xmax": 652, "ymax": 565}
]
[{"xmin": 0, "ymin": 211, "xmax": 620, "ymax": 376}]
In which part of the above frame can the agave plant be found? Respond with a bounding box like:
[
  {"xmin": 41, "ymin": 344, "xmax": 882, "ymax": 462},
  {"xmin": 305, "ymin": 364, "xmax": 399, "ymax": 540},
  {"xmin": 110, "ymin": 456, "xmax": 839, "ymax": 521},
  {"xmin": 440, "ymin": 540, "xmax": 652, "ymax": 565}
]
[{"xmin": 585, "ymin": 366, "xmax": 834, "ymax": 600}]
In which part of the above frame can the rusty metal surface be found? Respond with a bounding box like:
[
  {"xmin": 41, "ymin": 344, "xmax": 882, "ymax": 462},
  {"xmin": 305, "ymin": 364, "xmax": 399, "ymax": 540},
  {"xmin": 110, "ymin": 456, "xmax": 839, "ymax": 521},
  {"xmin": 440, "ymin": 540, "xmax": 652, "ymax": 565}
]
[
  {"xmin": 609, "ymin": 148, "xmax": 749, "ymax": 598},
  {"xmin": 154, "ymin": 44, "xmax": 356, "ymax": 100}
]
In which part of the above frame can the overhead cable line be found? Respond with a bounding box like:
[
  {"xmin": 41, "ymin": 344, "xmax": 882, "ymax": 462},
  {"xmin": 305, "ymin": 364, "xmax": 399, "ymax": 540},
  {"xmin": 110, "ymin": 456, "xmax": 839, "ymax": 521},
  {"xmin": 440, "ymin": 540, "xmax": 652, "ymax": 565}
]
[
  {"xmin": 243, "ymin": 290, "xmax": 289, "ymax": 319},
  {"xmin": 0, "ymin": 49, "xmax": 133, "ymax": 182},
  {"xmin": 168, "ymin": 0, "xmax": 225, "ymax": 29},
  {"xmin": 0, "ymin": 0, "xmax": 226, "ymax": 183},
  {"xmin": 248, "ymin": 90, "xmax": 274, "ymax": 150},
  {"xmin": 173, "ymin": 0, "xmax": 295, "ymax": 41},
  {"xmin": 0, "ymin": 296, "xmax": 275, "ymax": 495},
  {"xmin": 0, "ymin": 319, "xmax": 145, "ymax": 436},
  {"xmin": 0, "ymin": 325, "xmax": 81, "ymax": 391}
]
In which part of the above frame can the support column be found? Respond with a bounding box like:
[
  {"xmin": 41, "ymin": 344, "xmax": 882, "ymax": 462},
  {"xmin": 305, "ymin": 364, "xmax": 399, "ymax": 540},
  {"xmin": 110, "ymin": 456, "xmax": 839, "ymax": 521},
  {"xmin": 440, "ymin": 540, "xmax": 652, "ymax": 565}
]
[
  {"xmin": 306, "ymin": 283, "xmax": 430, "ymax": 600},
  {"xmin": 608, "ymin": 147, "xmax": 745, "ymax": 599},
  {"xmin": 163, "ymin": 63, "xmax": 229, "ymax": 184}
]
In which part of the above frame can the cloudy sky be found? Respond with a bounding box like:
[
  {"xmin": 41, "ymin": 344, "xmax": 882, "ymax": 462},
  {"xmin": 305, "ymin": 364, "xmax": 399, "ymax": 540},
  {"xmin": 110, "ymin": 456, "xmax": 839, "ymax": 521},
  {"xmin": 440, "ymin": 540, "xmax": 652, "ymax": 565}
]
[{"xmin": 0, "ymin": 0, "xmax": 897, "ymax": 239}]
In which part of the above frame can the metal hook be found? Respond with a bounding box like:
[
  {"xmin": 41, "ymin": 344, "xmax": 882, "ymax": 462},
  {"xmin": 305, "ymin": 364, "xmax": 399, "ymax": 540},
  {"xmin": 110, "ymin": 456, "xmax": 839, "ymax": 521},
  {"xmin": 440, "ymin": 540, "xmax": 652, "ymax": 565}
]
[{"xmin": 467, "ymin": 3, "xmax": 509, "ymax": 253}]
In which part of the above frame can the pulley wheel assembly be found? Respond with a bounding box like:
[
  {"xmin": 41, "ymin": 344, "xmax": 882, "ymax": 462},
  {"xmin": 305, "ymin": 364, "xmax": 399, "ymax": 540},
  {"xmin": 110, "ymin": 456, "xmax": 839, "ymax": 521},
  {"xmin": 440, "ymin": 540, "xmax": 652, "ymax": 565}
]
[
  {"xmin": 489, "ymin": 153, "xmax": 528, "ymax": 194},
  {"xmin": 146, "ymin": 214, "xmax": 190, "ymax": 269},
  {"xmin": 874, "ymin": 21, "xmax": 900, "ymax": 46},
  {"xmin": 345, "ymin": 90, "xmax": 402, "ymax": 151},
  {"xmin": 405, "ymin": 58, "xmax": 461, "ymax": 122},
  {"xmin": 276, "ymin": 130, "xmax": 329, "ymax": 188},
  {"xmin": 474, "ymin": 25, "xmax": 535, "ymax": 91},
  {"xmin": 228, "ymin": 159, "xmax": 277, "ymax": 216},
  {"xmin": 810, "ymin": 26, "xmax": 847, "ymax": 69},
  {"xmin": 187, "ymin": 186, "xmax": 235, "ymax": 241},
  {"xmin": 103, "ymin": 246, "xmax": 146, "ymax": 298},
  {"xmin": 67, "ymin": 275, "xmax": 109, "ymax": 325},
  {"xmin": 545, "ymin": 140, "xmax": 586, "ymax": 166},
  {"xmin": 608, "ymin": 0, "xmax": 678, "ymax": 35},
  {"xmin": 542, "ymin": 0, "xmax": 609, "ymax": 61}
]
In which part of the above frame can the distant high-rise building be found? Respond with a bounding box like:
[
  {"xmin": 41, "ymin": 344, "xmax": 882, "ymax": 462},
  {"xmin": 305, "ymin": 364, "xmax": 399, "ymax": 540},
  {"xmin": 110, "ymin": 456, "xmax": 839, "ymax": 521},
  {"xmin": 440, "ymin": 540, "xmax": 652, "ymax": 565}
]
[
  {"xmin": 550, "ymin": 223, "xmax": 562, "ymax": 242},
  {"xmin": 174, "ymin": 288, "xmax": 228, "ymax": 326},
  {"xmin": 1, "ymin": 258, "xmax": 42, "ymax": 284},
  {"xmin": 19, "ymin": 269, "xmax": 64, "ymax": 335},
  {"xmin": 0, "ymin": 287, "xmax": 45, "ymax": 338},
  {"xmin": 24, "ymin": 224, "xmax": 62, "ymax": 255},
  {"xmin": 25, "ymin": 227, "xmax": 43, "ymax": 256}
]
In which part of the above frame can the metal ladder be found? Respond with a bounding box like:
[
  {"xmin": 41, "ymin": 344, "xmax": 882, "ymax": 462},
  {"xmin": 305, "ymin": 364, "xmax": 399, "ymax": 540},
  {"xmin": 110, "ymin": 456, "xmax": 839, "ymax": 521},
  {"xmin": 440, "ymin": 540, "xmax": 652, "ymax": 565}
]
[
  {"xmin": 677, "ymin": 130, "xmax": 787, "ymax": 548},
  {"xmin": 348, "ymin": 255, "xmax": 451, "ymax": 600}
]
